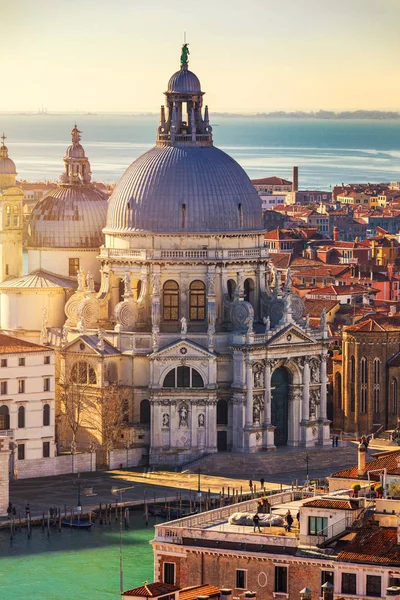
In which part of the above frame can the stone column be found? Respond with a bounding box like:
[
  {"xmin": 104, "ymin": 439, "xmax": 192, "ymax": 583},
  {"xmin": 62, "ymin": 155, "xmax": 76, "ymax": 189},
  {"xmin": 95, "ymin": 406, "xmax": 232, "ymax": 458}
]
[
  {"xmin": 302, "ymin": 358, "xmax": 310, "ymax": 422},
  {"xmin": 263, "ymin": 360, "xmax": 271, "ymax": 426},
  {"xmin": 320, "ymin": 355, "xmax": 328, "ymax": 420},
  {"xmin": 245, "ymin": 358, "xmax": 253, "ymax": 428},
  {"xmin": 0, "ymin": 437, "xmax": 10, "ymax": 517},
  {"xmin": 207, "ymin": 400, "xmax": 218, "ymax": 452}
]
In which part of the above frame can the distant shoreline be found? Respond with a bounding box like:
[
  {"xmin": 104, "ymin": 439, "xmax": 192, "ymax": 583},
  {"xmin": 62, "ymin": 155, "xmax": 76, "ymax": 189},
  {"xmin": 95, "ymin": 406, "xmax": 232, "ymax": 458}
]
[{"xmin": 1, "ymin": 110, "xmax": 400, "ymax": 120}]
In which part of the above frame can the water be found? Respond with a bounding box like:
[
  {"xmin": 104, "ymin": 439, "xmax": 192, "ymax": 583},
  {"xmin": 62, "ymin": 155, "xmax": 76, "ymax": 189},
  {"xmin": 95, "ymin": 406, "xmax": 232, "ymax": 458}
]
[
  {"xmin": 1, "ymin": 114, "xmax": 400, "ymax": 189},
  {"xmin": 0, "ymin": 512, "xmax": 154, "ymax": 600}
]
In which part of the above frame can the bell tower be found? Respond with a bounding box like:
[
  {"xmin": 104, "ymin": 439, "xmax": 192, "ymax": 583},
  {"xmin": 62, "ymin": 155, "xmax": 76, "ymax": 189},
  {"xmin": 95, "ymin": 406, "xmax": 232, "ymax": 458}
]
[{"xmin": 0, "ymin": 134, "xmax": 23, "ymax": 281}]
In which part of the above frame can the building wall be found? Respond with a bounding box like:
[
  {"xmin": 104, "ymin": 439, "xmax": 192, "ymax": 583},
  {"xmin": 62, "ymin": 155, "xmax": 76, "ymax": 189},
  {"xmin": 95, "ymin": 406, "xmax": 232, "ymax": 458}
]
[
  {"xmin": 15, "ymin": 451, "xmax": 95, "ymax": 479},
  {"xmin": 28, "ymin": 248, "xmax": 101, "ymax": 283}
]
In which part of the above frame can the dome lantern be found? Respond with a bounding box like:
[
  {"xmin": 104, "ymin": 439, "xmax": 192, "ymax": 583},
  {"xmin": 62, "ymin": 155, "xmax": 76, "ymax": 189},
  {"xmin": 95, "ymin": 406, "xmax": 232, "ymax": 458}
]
[
  {"xmin": 0, "ymin": 133, "xmax": 17, "ymax": 187},
  {"xmin": 61, "ymin": 124, "xmax": 92, "ymax": 185}
]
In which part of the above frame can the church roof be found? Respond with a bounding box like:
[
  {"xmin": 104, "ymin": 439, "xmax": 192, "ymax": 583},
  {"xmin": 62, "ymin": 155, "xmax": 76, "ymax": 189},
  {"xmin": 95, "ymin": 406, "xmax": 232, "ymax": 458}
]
[
  {"xmin": 0, "ymin": 269, "xmax": 78, "ymax": 290},
  {"xmin": 0, "ymin": 333, "xmax": 50, "ymax": 354}
]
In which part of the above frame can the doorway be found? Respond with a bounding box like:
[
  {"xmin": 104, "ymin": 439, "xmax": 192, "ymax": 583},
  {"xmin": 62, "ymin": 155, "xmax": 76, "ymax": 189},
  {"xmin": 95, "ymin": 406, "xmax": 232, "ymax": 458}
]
[
  {"xmin": 271, "ymin": 367, "xmax": 289, "ymax": 446},
  {"xmin": 217, "ymin": 430, "xmax": 228, "ymax": 452}
]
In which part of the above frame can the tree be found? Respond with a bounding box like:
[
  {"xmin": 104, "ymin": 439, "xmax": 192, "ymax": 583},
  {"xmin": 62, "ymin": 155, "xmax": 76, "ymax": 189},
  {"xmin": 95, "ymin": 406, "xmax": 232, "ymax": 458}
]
[
  {"xmin": 87, "ymin": 383, "xmax": 129, "ymax": 454},
  {"xmin": 58, "ymin": 381, "xmax": 90, "ymax": 451}
]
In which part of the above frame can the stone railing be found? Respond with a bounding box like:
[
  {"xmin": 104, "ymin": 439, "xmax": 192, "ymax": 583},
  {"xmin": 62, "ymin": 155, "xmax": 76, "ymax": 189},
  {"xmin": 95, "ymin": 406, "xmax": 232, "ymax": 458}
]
[{"xmin": 99, "ymin": 248, "xmax": 268, "ymax": 262}]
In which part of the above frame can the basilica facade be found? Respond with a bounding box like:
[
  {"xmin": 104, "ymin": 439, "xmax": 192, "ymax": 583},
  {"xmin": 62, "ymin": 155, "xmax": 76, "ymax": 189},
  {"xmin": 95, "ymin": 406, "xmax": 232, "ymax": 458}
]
[{"xmin": 0, "ymin": 47, "xmax": 331, "ymax": 464}]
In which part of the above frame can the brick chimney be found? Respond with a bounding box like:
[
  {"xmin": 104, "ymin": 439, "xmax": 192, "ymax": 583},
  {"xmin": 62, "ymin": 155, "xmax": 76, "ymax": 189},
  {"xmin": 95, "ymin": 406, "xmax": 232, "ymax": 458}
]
[
  {"xmin": 321, "ymin": 582, "xmax": 334, "ymax": 600},
  {"xmin": 358, "ymin": 441, "xmax": 366, "ymax": 476},
  {"xmin": 299, "ymin": 588, "xmax": 312, "ymax": 600},
  {"xmin": 244, "ymin": 593, "xmax": 256, "ymax": 600},
  {"xmin": 220, "ymin": 590, "xmax": 232, "ymax": 600},
  {"xmin": 386, "ymin": 586, "xmax": 400, "ymax": 599},
  {"xmin": 333, "ymin": 226, "xmax": 339, "ymax": 242},
  {"xmin": 292, "ymin": 166, "xmax": 299, "ymax": 192}
]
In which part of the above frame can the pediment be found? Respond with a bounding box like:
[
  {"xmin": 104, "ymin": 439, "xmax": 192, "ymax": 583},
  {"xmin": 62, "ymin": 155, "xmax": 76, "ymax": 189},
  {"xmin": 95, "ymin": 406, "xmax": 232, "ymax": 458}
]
[
  {"xmin": 266, "ymin": 323, "xmax": 318, "ymax": 347},
  {"xmin": 150, "ymin": 339, "xmax": 215, "ymax": 361},
  {"xmin": 61, "ymin": 334, "xmax": 120, "ymax": 356}
]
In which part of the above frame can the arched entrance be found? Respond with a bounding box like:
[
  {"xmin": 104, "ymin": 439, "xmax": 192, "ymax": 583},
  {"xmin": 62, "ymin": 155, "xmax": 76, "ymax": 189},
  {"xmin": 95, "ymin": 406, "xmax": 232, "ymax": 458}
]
[
  {"xmin": 217, "ymin": 399, "xmax": 228, "ymax": 451},
  {"xmin": 271, "ymin": 367, "xmax": 289, "ymax": 446}
]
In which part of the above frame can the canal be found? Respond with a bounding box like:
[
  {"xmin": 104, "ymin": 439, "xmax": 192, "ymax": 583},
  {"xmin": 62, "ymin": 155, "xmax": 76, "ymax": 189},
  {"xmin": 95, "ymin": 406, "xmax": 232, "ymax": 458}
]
[{"xmin": 0, "ymin": 510, "xmax": 154, "ymax": 599}]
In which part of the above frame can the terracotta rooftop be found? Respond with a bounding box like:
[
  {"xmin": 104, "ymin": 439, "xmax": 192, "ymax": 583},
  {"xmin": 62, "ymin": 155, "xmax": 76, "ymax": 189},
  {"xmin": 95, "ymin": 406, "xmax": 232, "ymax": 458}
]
[
  {"xmin": 179, "ymin": 585, "xmax": 221, "ymax": 600},
  {"xmin": 0, "ymin": 333, "xmax": 50, "ymax": 355},
  {"xmin": 304, "ymin": 299, "xmax": 340, "ymax": 317},
  {"xmin": 252, "ymin": 176, "xmax": 291, "ymax": 186},
  {"xmin": 345, "ymin": 315, "xmax": 400, "ymax": 333},
  {"xmin": 304, "ymin": 498, "xmax": 359, "ymax": 510},
  {"xmin": 268, "ymin": 253, "xmax": 292, "ymax": 269},
  {"xmin": 331, "ymin": 449, "xmax": 400, "ymax": 479},
  {"xmin": 123, "ymin": 583, "xmax": 180, "ymax": 597},
  {"xmin": 307, "ymin": 284, "xmax": 378, "ymax": 296},
  {"xmin": 338, "ymin": 527, "xmax": 400, "ymax": 566}
]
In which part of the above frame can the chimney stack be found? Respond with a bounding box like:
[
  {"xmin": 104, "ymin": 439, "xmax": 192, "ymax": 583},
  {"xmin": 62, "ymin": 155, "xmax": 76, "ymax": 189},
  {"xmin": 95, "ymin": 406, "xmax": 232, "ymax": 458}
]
[
  {"xmin": 292, "ymin": 166, "xmax": 299, "ymax": 192},
  {"xmin": 333, "ymin": 226, "xmax": 339, "ymax": 242},
  {"xmin": 244, "ymin": 593, "xmax": 256, "ymax": 600},
  {"xmin": 220, "ymin": 590, "xmax": 232, "ymax": 600},
  {"xmin": 321, "ymin": 582, "xmax": 334, "ymax": 600},
  {"xmin": 299, "ymin": 588, "xmax": 312, "ymax": 600},
  {"xmin": 386, "ymin": 586, "xmax": 400, "ymax": 600},
  {"xmin": 358, "ymin": 441, "xmax": 366, "ymax": 476}
]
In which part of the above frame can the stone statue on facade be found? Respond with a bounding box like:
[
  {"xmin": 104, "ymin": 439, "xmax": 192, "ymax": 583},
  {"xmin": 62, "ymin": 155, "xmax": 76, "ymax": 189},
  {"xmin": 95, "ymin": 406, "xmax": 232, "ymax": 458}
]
[
  {"xmin": 40, "ymin": 307, "xmax": 48, "ymax": 345},
  {"xmin": 246, "ymin": 314, "xmax": 254, "ymax": 334},
  {"xmin": 253, "ymin": 363, "xmax": 263, "ymax": 388},
  {"xmin": 207, "ymin": 273, "xmax": 215, "ymax": 295},
  {"xmin": 321, "ymin": 307, "xmax": 327, "ymax": 330},
  {"xmin": 263, "ymin": 316, "xmax": 270, "ymax": 332},
  {"xmin": 253, "ymin": 404, "xmax": 261, "ymax": 425},
  {"xmin": 180, "ymin": 317, "xmax": 187, "ymax": 335},
  {"xmin": 61, "ymin": 324, "xmax": 69, "ymax": 346},
  {"xmin": 152, "ymin": 273, "xmax": 161, "ymax": 295},
  {"xmin": 77, "ymin": 267, "xmax": 85, "ymax": 291},
  {"xmin": 123, "ymin": 273, "xmax": 131, "ymax": 297},
  {"xmin": 179, "ymin": 405, "xmax": 188, "ymax": 427},
  {"xmin": 162, "ymin": 413, "xmax": 170, "ymax": 428},
  {"xmin": 285, "ymin": 268, "xmax": 293, "ymax": 291},
  {"xmin": 198, "ymin": 413, "xmax": 205, "ymax": 427},
  {"xmin": 86, "ymin": 271, "xmax": 94, "ymax": 292}
]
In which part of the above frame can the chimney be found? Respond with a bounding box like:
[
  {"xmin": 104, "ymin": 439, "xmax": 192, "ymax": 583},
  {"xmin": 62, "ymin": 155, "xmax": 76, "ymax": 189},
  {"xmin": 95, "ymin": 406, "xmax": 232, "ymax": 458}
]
[
  {"xmin": 299, "ymin": 588, "xmax": 312, "ymax": 600},
  {"xmin": 386, "ymin": 586, "xmax": 400, "ymax": 600},
  {"xmin": 220, "ymin": 591, "xmax": 232, "ymax": 600},
  {"xmin": 244, "ymin": 593, "xmax": 256, "ymax": 600},
  {"xmin": 197, "ymin": 596, "xmax": 209, "ymax": 600},
  {"xmin": 292, "ymin": 166, "xmax": 299, "ymax": 192},
  {"xmin": 321, "ymin": 582, "xmax": 334, "ymax": 600},
  {"xmin": 358, "ymin": 441, "xmax": 366, "ymax": 476},
  {"xmin": 333, "ymin": 226, "xmax": 339, "ymax": 242}
]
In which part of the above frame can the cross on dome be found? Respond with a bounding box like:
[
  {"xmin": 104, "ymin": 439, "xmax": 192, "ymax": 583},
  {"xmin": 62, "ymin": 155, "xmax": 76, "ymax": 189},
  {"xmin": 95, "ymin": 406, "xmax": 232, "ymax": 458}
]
[
  {"xmin": 71, "ymin": 123, "xmax": 82, "ymax": 145},
  {"xmin": 1, "ymin": 133, "xmax": 6, "ymax": 147}
]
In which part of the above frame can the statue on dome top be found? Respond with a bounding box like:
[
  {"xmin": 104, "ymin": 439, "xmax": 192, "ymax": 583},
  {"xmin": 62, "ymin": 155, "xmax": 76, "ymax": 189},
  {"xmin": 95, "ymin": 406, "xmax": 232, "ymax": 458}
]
[
  {"xmin": 180, "ymin": 43, "xmax": 190, "ymax": 67},
  {"xmin": 71, "ymin": 123, "xmax": 81, "ymax": 145}
]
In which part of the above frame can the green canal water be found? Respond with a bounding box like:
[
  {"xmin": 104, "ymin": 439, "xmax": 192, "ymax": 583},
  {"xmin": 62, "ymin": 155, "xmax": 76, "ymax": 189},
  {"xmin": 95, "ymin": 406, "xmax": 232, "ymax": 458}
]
[{"xmin": 0, "ymin": 511, "xmax": 155, "ymax": 600}]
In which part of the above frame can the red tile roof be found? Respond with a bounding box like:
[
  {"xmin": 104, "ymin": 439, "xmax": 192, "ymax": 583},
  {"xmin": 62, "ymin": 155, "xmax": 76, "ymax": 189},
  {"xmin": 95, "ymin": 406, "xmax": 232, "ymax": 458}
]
[
  {"xmin": 307, "ymin": 284, "xmax": 378, "ymax": 296},
  {"xmin": 0, "ymin": 333, "xmax": 50, "ymax": 354},
  {"xmin": 345, "ymin": 315, "xmax": 400, "ymax": 333},
  {"xmin": 179, "ymin": 586, "xmax": 221, "ymax": 600},
  {"xmin": 304, "ymin": 299, "xmax": 340, "ymax": 317},
  {"xmin": 304, "ymin": 498, "xmax": 359, "ymax": 510},
  {"xmin": 338, "ymin": 527, "xmax": 400, "ymax": 566},
  {"xmin": 123, "ymin": 583, "xmax": 180, "ymax": 597},
  {"xmin": 331, "ymin": 449, "xmax": 400, "ymax": 479},
  {"xmin": 252, "ymin": 176, "xmax": 291, "ymax": 186}
]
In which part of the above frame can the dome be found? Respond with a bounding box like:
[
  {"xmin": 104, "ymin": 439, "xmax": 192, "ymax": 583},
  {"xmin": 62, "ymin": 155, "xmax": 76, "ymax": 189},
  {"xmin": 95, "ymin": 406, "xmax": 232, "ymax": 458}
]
[
  {"xmin": 167, "ymin": 68, "xmax": 201, "ymax": 94},
  {"xmin": 65, "ymin": 143, "xmax": 85, "ymax": 159},
  {"xmin": 105, "ymin": 144, "xmax": 263, "ymax": 233},
  {"xmin": 0, "ymin": 156, "xmax": 16, "ymax": 175},
  {"xmin": 28, "ymin": 185, "xmax": 108, "ymax": 248}
]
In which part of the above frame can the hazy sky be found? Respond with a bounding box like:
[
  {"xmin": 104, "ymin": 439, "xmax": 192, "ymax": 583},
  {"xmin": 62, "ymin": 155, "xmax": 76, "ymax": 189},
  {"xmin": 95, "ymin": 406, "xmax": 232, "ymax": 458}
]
[{"xmin": 2, "ymin": 0, "xmax": 400, "ymax": 112}]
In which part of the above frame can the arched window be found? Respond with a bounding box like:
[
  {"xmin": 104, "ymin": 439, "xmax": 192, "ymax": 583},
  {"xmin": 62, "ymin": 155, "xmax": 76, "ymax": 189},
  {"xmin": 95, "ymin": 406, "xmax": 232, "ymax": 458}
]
[
  {"xmin": 373, "ymin": 358, "xmax": 381, "ymax": 413},
  {"xmin": 393, "ymin": 379, "xmax": 398, "ymax": 415},
  {"xmin": 140, "ymin": 399, "xmax": 150, "ymax": 425},
  {"xmin": 189, "ymin": 280, "xmax": 206, "ymax": 321},
  {"xmin": 0, "ymin": 405, "xmax": 10, "ymax": 430},
  {"xmin": 18, "ymin": 406, "xmax": 25, "ymax": 428},
  {"xmin": 217, "ymin": 399, "xmax": 228, "ymax": 425},
  {"xmin": 118, "ymin": 279, "xmax": 124, "ymax": 302},
  {"xmin": 71, "ymin": 361, "xmax": 97, "ymax": 385},
  {"xmin": 360, "ymin": 357, "xmax": 368, "ymax": 414},
  {"xmin": 163, "ymin": 280, "xmax": 179, "ymax": 321},
  {"xmin": 227, "ymin": 279, "xmax": 236, "ymax": 301},
  {"xmin": 244, "ymin": 278, "xmax": 254, "ymax": 304},
  {"xmin": 335, "ymin": 372, "xmax": 342, "ymax": 410},
  {"xmin": 350, "ymin": 355, "xmax": 355, "ymax": 412},
  {"xmin": 13, "ymin": 206, "xmax": 19, "ymax": 227},
  {"xmin": 163, "ymin": 366, "xmax": 204, "ymax": 388},
  {"xmin": 5, "ymin": 205, "xmax": 11, "ymax": 227},
  {"xmin": 43, "ymin": 403, "xmax": 50, "ymax": 426}
]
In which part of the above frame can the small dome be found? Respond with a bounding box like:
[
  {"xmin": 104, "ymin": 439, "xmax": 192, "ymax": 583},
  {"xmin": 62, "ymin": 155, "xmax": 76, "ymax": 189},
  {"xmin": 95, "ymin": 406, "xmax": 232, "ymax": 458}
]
[
  {"xmin": 105, "ymin": 144, "xmax": 263, "ymax": 234},
  {"xmin": 167, "ymin": 68, "xmax": 202, "ymax": 94},
  {"xmin": 28, "ymin": 185, "xmax": 108, "ymax": 248},
  {"xmin": 65, "ymin": 143, "xmax": 85, "ymax": 159},
  {"xmin": 0, "ymin": 156, "xmax": 16, "ymax": 175}
]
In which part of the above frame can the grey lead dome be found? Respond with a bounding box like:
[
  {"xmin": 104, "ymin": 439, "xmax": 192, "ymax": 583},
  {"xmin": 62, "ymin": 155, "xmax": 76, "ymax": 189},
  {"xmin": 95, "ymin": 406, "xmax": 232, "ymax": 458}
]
[
  {"xmin": 167, "ymin": 68, "xmax": 202, "ymax": 94},
  {"xmin": 105, "ymin": 144, "xmax": 263, "ymax": 233}
]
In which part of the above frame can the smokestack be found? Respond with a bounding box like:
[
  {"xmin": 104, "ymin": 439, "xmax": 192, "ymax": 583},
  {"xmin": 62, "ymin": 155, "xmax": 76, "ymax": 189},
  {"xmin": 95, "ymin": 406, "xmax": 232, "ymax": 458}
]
[
  {"xmin": 333, "ymin": 226, "xmax": 339, "ymax": 242},
  {"xmin": 358, "ymin": 441, "xmax": 366, "ymax": 476},
  {"xmin": 292, "ymin": 166, "xmax": 299, "ymax": 192},
  {"xmin": 220, "ymin": 591, "xmax": 232, "ymax": 600},
  {"xmin": 321, "ymin": 582, "xmax": 334, "ymax": 600}
]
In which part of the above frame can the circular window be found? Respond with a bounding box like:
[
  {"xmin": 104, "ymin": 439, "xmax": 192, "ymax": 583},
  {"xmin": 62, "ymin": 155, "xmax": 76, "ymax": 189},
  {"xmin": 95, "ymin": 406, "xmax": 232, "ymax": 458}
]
[
  {"xmin": 287, "ymin": 334, "xmax": 292, "ymax": 341},
  {"xmin": 180, "ymin": 347, "xmax": 187, "ymax": 355}
]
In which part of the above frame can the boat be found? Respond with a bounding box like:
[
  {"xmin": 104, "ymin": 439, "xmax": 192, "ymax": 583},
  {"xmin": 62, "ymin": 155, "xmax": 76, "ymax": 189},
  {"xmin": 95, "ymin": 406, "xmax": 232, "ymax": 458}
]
[{"xmin": 62, "ymin": 519, "xmax": 92, "ymax": 529}]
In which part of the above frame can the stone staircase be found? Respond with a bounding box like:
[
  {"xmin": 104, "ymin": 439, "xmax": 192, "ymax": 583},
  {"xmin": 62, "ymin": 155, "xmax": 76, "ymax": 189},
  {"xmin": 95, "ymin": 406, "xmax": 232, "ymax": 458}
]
[{"xmin": 183, "ymin": 445, "xmax": 359, "ymax": 478}]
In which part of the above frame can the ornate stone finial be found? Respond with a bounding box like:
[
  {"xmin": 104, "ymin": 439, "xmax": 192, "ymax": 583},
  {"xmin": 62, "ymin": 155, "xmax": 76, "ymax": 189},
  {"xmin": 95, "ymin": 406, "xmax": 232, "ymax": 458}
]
[
  {"xmin": 263, "ymin": 316, "xmax": 270, "ymax": 332},
  {"xmin": 180, "ymin": 43, "xmax": 190, "ymax": 68},
  {"xmin": 86, "ymin": 271, "xmax": 94, "ymax": 292},
  {"xmin": 123, "ymin": 273, "xmax": 132, "ymax": 298},
  {"xmin": 305, "ymin": 314, "xmax": 310, "ymax": 327},
  {"xmin": 61, "ymin": 324, "xmax": 69, "ymax": 345},
  {"xmin": 285, "ymin": 268, "xmax": 293, "ymax": 292},
  {"xmin": 246, "ymin": 314, "xmax": 254, "ymax": 334},
  {"xmin": 1, "ymin": 133, "xmax": 6, "ymax": 147},
  {"xmin": 97, "ymin": 328, "xmax": 105, "ymax": 351},
  {"xmin": 321, "ymin": 307, "xmax": 327, "ymax": 331},
  {"xmin": 78, "ymin": 319, "xmax": 86, "ymax": 335}
]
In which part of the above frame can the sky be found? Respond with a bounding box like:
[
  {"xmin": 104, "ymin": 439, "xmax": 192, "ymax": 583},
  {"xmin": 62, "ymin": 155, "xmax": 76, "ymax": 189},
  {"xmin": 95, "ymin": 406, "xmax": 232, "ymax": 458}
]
[{"xmin": 2, "ymin": 0, "xmax": 400, "ymax": 113}]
